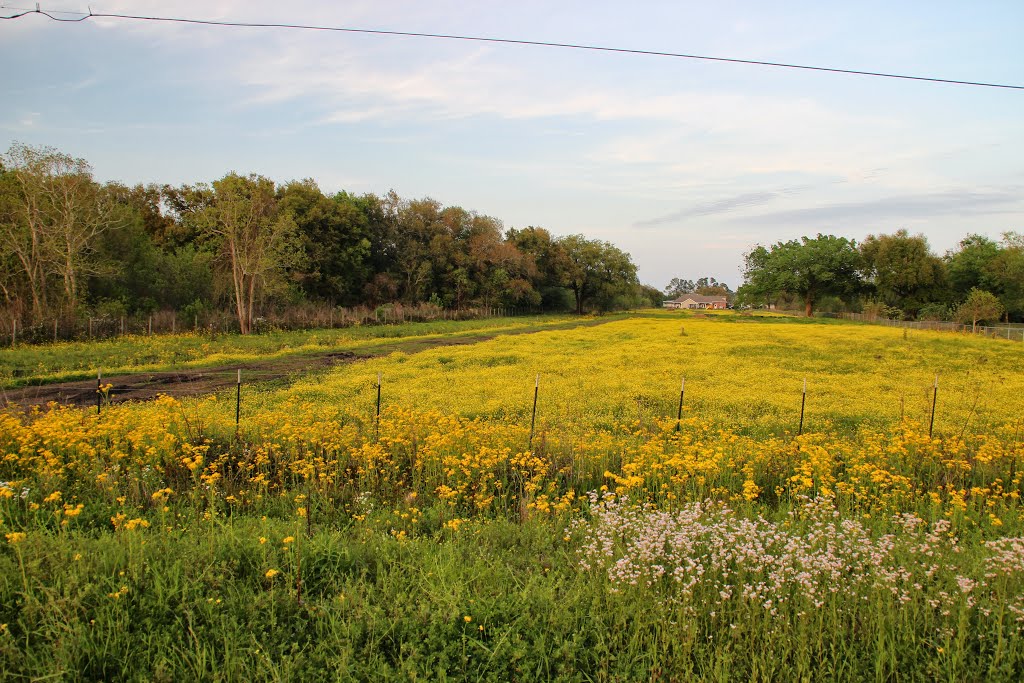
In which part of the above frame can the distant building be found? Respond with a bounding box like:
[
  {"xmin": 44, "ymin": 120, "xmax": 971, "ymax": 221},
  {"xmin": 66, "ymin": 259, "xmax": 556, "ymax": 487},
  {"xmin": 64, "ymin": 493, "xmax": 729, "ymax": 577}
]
[{"xmin": 664, "ymin": 294, "xmax": 728, "ymax": 310}]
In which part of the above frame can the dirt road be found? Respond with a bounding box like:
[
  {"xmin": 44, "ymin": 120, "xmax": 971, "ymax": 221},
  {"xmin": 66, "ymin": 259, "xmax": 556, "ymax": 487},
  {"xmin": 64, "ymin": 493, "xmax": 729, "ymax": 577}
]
[{"xmin": 1, "ymin": 317, "xmax": 614, "ymax": 408}]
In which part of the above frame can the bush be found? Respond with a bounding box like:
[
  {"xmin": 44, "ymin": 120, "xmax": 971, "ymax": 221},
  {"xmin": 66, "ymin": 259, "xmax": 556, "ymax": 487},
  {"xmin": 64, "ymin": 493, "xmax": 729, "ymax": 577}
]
[{"xmin": 917, "ymin": 302, "xmax": 951, "ymax": 322}]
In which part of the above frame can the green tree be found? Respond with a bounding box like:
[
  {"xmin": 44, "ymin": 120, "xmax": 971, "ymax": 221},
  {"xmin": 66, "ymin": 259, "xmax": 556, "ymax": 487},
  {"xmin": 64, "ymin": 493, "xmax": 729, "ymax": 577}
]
[
  {"xmin": 277, "ymin": 181, "xmax": 371, "ymax": 305},
  {"xmin": 946, "ymin": 234, "xmax": 1000, "ymax": 296},
  {"xmin": 664, "ymin": 278, "xmax": 695, "ymax": 298},
  {"xmin": 694, "ymin": 277, "xmax": 732, "ymax": 297},
  {"xmin": 983, "ymin": 232, "xmax": 1024, "ymax": 322},
  {"xmin": 198, "ymin": 173, "xmax": 302, "ymax": 334},
  {"xmin": 859, "ymin": 230, "xmax": 946, "ymax": 317},
  {"xmin": 507, "ymin": 226, "xmax": 572, "ymax": 310},
  {"xmin": 557, "ymin": 235, "xmax": 638, "ymax": 314},
  {"xmin": 739, "ymin": 234, "xmax": 862, "ymax": 317},
  {"xmin": 392, "ymin": 197, "xmax": 443, "ymax": 303},
  {"xmin": 638, "ymin": 284, "xmax": 665, "ymax": 307},
  {"xmin": 955, "ymin": 288, "xmax": 1003, "ymax": 331}
]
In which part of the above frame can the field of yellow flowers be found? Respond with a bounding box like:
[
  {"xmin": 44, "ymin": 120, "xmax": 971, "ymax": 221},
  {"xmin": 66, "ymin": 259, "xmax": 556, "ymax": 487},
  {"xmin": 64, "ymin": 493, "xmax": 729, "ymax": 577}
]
[{"xmin": 1, "ymin": 311, "xmax": 1023, "ymax": 680}]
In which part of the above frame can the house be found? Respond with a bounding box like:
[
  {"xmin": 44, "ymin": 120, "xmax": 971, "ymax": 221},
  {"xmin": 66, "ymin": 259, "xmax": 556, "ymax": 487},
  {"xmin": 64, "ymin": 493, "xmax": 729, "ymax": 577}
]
[{"xmin": 664, "ymin": 294, "xmax": 728, "ymax": 310}]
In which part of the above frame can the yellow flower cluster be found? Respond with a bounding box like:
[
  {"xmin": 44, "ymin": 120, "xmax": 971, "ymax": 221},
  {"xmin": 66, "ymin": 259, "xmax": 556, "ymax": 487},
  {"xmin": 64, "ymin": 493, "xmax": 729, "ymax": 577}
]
[{"xmin": 0, "ymin": 313, "xmax": 1020, "ymax": 527}]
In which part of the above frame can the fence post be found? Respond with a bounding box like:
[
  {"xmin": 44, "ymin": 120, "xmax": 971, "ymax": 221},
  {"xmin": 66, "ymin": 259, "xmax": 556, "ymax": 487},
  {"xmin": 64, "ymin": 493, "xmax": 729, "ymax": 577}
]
[
  {"xmin": 375, "ymin": 373, "xmax": 382, "ymax": 442},
  {"xmin": 675, "ymin": 376, "xmax": 685, "ymax": 432},
  {"xmin": 53, "ymin": 318, "xmax": 58, "ymax": 343},
  {"xmin": 88, "ymin": 317, "xmax": 93, "ymax": 338},
  {"xmin": 798, "ymin": 378, "xmax": 807, "ymax": 436},
  {"xmin": 10, "ymin": 318, "xmax": 15, "ymax": 347},
  {"xmin": 148, "ymin": 315, "xmax": 153, "ymax": 336},
  {"xmin": 528, "ymin": 374, "xmax": 540, "ymax": 451},
  {"xmin": 929, "ymin": 375, "xmax": 938, "ymax": 438},
  {"xmin": 97, "ymin": 370, "xmax": 102, "ymax": 415}
]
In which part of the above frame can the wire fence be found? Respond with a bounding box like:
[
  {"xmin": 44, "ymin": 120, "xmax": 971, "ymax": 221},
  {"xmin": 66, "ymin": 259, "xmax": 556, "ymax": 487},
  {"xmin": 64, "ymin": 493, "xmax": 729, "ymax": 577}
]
[
  {"xmin": 3, "ymin": 366, "xmax": 959, "ymax": 450},
  {"xmin": 0, "ymin": 303, "xmax": 539, "ymax": 348},
  {"xmin": 835, "ymin": 313, "xmax": 1024, "ymax": 342}
]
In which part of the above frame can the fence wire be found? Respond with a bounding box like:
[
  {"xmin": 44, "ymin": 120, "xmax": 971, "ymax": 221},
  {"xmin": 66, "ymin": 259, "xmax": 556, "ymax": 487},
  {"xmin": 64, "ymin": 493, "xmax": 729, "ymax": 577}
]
[{"xmin": 836, "ymin": 313, "xmax": 1024, "ymax": 342}]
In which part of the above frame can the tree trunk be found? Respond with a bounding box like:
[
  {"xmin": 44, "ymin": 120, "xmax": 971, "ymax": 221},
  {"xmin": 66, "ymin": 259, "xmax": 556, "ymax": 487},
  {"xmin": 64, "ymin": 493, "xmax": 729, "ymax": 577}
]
[
  {"xmin": 804, "ymin": 294, "xmax": 814, "ymax": 318},
  {"xmin": 246, "ymin": 277, "xmax": 257, "ymax": 335}
]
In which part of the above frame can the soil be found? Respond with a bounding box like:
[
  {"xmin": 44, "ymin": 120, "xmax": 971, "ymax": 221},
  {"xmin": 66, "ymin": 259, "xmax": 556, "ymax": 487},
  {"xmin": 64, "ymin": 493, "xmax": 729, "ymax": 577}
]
[{"xmin": 1, "ymin": 317, "xmax": 615, "ymax": 409}]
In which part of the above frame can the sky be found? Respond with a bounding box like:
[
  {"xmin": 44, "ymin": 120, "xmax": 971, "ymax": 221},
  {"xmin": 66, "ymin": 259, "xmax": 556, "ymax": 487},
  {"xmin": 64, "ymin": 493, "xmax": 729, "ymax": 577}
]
[{"xmin": 2, "ymin": 1, "xmax": 1022, "ymax": 290}]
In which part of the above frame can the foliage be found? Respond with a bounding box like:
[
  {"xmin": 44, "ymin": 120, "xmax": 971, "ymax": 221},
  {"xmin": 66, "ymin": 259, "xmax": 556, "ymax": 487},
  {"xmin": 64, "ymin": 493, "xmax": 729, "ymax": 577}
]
[
  {"xmin": 0, "ymin": 145, "xmax": 652, "ymax": 336},
  {"xmin": 195, "ymin": 173, "xmax": 304, "ymax": 334},
  {"xmin": 557, "ymin": 235, "xmax": 639, "ymax": 314},
  {"xmin": 946, "ymin": 234, "xmax": 1001, "ymax": 295},
  {"xmin": 664, "ymin": 276, "xmax": 731, "ymax": 299},
  {"xmin": 739, "ymin": 235, "xmax": 863, "ymax": 316},
  {"xmin": 917, "ymin": 302, "xmax": 952, "ymax": 322},
  {"xmin": 955, "ymin": 288, "xmax": 1004, "ymax": 331},
  {"xmin": 860, "ymin": 229, "xmax": 947, "ymax": 316},
  {"xmin": 0, "ymin": 143, "xmax": 123, "ymax": 318},
  {"xmin": 985, "ymin": 233, "xmax": 1024, "ymax": 320},
  {"xmin": 278, "ymin": 182, "xmax": 371, "ymax": 306},
  {"xmin": 664, "ymin": 277, "xmax": 694, "ymax": 297},
  {"xmin": 860, "ymin": 299, "xmax": 903, "ymax": 321}
]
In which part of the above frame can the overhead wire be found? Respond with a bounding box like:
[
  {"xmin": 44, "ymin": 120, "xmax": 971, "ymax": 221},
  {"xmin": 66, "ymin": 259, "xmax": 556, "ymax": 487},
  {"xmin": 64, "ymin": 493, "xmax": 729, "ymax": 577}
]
[{"xmin": 1, "ymin": 5, "xmax": 1022, "ymax": 91}]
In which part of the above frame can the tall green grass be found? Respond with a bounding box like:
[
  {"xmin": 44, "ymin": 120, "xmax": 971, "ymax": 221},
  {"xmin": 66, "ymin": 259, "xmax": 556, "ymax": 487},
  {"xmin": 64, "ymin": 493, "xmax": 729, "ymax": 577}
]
[{"xmin": 1, "ymin": 501, "xmax": 1022, "ymax": 681}]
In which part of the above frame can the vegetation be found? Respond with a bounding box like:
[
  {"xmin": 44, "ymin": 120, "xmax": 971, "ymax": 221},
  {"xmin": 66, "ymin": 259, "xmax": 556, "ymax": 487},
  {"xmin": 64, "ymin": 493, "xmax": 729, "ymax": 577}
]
[
  {"xmin": 0, "ymin": 313, "xmax": 582, "ymax": 387},
  {"xmin": 2, "ymin": 311, "xmax": 1024, "ymax": 679},
  {"xmin": 0, "ymin": 144, "xmax": 657, "ymax": 339},
  {"xmin": 738, "ymin": 234, "xmax": 863, "ymax": 316},
  {"xmin": 731, "ymin": 230, "xmax": 1024, "ymax": 322},
  {"xmin": 956, "ymin": 288, "xmax": 1004, "ymax": 331},
  {"xmin": 664, "ymin": 276, "xmax": 732, "ymax": 300}
]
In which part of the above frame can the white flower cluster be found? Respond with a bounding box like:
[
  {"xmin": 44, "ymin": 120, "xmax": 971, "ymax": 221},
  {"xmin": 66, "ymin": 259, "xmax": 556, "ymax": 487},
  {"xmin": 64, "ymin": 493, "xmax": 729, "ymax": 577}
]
[{"xmin": 570, "ymin": 492, "xmax": 1024, "ymax": 628}]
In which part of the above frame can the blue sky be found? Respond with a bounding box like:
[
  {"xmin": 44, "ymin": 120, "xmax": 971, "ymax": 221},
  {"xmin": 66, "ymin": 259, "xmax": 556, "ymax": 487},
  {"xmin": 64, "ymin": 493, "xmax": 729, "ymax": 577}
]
[{"xmin": 2, "ymin": 1, "xmax": 1022, "ymax": 290}]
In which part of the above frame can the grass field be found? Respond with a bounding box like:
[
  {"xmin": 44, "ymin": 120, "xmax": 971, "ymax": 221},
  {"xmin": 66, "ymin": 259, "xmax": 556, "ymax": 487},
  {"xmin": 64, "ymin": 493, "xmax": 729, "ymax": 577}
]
[
  {"xmin": 1, "ymin": 311, "xmax": 1023, "ymax": 680},
  {"xmin": 0, "ymin": 313, "xmax": 582, "ymax": 388}
]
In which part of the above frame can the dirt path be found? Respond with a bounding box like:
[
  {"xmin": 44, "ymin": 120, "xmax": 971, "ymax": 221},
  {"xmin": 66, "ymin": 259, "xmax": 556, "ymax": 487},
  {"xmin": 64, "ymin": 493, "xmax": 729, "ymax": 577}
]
[{"xmin": 1, "ymin": 317, "xmax": 616, "ymax": 409}]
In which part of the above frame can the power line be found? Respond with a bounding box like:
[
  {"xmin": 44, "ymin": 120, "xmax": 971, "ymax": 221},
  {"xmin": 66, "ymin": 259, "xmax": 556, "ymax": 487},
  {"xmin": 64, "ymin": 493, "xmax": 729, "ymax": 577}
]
[{"xmin": 3, "ymin": 5, "xmax": 1023, "ymax": 91}]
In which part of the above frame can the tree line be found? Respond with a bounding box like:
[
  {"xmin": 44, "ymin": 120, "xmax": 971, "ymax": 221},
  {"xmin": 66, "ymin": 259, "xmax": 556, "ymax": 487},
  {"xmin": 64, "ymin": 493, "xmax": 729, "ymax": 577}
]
[
  {"xmin": 737, "ymin": 231, "xmax": 1024, "ymax": 325},
  {"xmin": 0, "ymin": 143, "xmax": 661, "ymax": 334}
]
